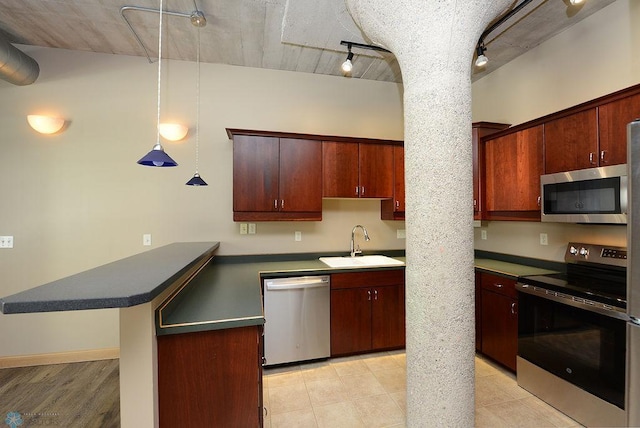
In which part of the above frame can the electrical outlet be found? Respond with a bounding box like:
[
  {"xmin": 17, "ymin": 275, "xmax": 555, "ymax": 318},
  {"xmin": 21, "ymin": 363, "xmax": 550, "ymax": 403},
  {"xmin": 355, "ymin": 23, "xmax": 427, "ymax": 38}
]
[
  {"xmin": 295, "ymin": 231, "xmax": 302, "ymax": 241},
  {"xmin": 540, "ymin": 233, "xmax": 548, "ymax": 246},
  {"xmin": 143, "ymin": 234, "xmax": 152, "ymax": 246},
  {"xmin": 481, "ymin": 230, "xmax": 487, "ymax": 240},
  {"xmin": 248, "ymin": 223, "xmax": 256, "ymax": 235},
  {"xmin": 240, "ymin": 223, "xmax": 248, "ymax": 235},
  {"xmin": 0, "ymin": 236, "xmax": 14, "ymax": 248},
  {"xmin": 396, "ymin": 229, "xmax": 406, "ymax": 239}
]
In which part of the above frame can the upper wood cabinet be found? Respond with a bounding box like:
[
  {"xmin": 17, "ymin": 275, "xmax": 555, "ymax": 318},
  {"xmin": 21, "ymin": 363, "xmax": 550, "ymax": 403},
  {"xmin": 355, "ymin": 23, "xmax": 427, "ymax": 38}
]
[
  {"xmin": 232, "ymin": 134, "xmax": 322, "ymax": 221},
  {"xmin": 473, "ymin": 122, "xmax": 510, "ymax": 220},
  {"xmin": 544, "ymin": 109, "xmax": 598, "ymax": 174},
  {"xmin": 380, "ymin": 145, "xmax": 405, "ymax": 220},
  {"xmin": 484, "ymin": 125, "xmax": 543, "ymax": 220},
  {"xmin": 323, "ymin": 141, "xmax": 394, "ymax": 199},
  {"xmin": 598, "ymin": 92, "xmax": 640, "ymax": 166}
]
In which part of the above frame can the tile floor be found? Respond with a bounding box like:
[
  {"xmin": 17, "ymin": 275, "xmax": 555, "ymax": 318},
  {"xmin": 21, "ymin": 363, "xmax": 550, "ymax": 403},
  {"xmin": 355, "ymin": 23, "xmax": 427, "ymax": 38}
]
[{"xmin": 263, "ymin": 351, "xmax": 583, "ymax": 428}]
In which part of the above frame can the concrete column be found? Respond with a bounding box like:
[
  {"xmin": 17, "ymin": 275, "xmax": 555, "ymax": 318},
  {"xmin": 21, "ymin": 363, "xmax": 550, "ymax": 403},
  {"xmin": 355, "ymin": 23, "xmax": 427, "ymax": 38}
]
[{"xmin": 346, "ymin": 1, "xmax": 512, "ymax": 425}]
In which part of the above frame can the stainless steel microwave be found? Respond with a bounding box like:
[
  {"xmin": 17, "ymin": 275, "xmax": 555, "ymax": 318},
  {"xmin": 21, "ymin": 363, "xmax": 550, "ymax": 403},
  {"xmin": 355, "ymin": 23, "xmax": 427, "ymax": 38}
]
[{"xmin": 540, "ymin": 164, "xmax": 627, "ymax": 224}]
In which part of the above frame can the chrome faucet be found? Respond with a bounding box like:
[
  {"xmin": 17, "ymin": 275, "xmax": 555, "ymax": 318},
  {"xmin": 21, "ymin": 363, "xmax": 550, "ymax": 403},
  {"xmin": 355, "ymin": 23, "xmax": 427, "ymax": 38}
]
[{"xmin": 350, "ymin": 225, "xmax": 370, "ymax": 257}]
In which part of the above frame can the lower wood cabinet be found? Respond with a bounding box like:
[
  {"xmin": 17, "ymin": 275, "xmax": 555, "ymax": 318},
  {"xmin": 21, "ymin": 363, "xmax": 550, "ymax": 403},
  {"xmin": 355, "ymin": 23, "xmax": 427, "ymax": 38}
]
[
  {"xmin": 330, "ymin": 269, "xmax": 405, "ymax": 356},
  {"xmin": 157, "ymin": 326, "xmax": 263, "ymax": 428},
  {"xmin": 478, "ymin": 272, "xmax": 518, "ymax": 371}
]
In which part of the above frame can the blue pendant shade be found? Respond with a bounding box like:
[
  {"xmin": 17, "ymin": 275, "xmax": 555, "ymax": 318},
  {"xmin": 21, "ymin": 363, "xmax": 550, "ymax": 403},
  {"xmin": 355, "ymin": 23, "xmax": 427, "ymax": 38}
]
[
  {"xmin": 186, "ymin": 172, "xmax": 207, "ymax": 186},
  {"xmin": 137, "ymin": 143, "xmax": 178, "ymax": 167}
]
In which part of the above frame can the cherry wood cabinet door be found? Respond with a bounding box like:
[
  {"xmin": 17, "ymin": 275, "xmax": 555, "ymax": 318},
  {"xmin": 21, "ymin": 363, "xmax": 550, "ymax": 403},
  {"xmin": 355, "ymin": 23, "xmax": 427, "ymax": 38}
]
[
  {"xmin": 475, "ymin": 271, "xmax": 482, "ymax": 352},
  {"xmin": 371, "ymin": 284, "xmax": 405, "ymax": 350},
  {"xmin": 323, "ymin": 141, "xmax": 359, "ymax": 197},
  {"xmin": 330, "ymin": 287, "xmax": 372, "ymax": 356},
  {"xmin": 473, "ymin": 122, "xmax": 510, "ymax": 220},
  {"xmin": 481, "ymin": 290, "xmax": 518, "ymax": 372},
  {"xmin": 158, "ymin": 326, "xmax": 261, "ymax": 428},
  {"xmin": 233, "ymin": 135, "xmax": 279, "ymax": 212},
  {"xmin": 380, "ymin": 145, "xmax": 405, "ymax": 220},
  {"xmin": 485, "ymin": 125, "xmax": 543, "ymax": 213},
  {"xmin": 598, "ymin": 92, "xmax": 640, "ymax": 166},
  {"xmin": 545, "ymin": 109, "xmax": 598, "ymax": 174},
  {"xmin": 279, "ymin": 138, "xmax": 322, "ymax": 212},
  {"xmin": 359, "ymin": 143, "xmax": 394, "ymax": 198}
]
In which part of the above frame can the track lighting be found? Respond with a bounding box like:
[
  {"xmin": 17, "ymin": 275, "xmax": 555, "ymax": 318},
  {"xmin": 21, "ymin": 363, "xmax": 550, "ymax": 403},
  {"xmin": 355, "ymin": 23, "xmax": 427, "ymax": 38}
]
[
  {"xmin": 341, "ymin": 46, "xmax": 354, "ymax": 74},
  {"xmin": 338, "ymin": 40, "xmax": 391, "ymax": 77},
  {"xmin": 475, "ymin": 44, "xmax": 488, "ymax": 68},
  {"xmin": 569, "ymin": 0, "xmax": 585, "ymax": 4}
]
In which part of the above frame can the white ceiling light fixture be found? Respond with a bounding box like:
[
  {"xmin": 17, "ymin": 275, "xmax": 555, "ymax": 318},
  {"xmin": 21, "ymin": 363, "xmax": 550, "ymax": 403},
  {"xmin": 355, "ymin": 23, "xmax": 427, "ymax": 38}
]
[
  {"xmin": 339, "ymin": 40, "xmax": 391, "ymax": 77},
  {"xmin": 158, "ymin": 123, "xmax": 188, "ymax": 141},
  {"xmin": 475, "ymin": 44, "xmax": 488, "ymax": 68},
  {"xmin": 137, "ymin": 0, "xmax": 178, "ymax": 167},
  {"xmin": 341, "ymin": 44, "xmax": 354, "ymax": 75},
  {"xmin": 186, "ymin": 9, "xmax": 208, "ymax": 187},
  {"xmin": 26, "ymin": 114, "xmax": 65, "ymax": 134}
]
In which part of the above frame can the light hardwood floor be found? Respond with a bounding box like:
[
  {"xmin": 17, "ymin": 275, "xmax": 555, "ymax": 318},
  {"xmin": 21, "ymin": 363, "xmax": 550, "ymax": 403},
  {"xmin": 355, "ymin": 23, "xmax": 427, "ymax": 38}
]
[{"xmin": 0, "ymin": 353, "xmax": 582, "ymax": 427}]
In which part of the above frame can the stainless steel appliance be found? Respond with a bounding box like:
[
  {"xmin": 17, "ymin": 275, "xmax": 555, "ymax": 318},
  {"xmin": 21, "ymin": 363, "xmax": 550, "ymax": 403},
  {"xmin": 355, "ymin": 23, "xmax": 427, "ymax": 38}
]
[
  {"xmin": 627, "ymin": 118, "xmax": 640, "ymax": 427},
  {"xmin": 516, "ymin": 242, "xmax": 628, "ymax": 427},
  {"xmin": 540, "ymin": 164, "xmax": 627, "ymax": 224},
  {"xmin": 263, "ymin": 275, "xmax": 330, "ymax": 366}
]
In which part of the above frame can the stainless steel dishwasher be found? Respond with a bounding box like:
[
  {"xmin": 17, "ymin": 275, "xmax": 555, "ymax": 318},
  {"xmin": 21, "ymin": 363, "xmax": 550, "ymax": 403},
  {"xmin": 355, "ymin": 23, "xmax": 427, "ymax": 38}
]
[{"xmin": 263, "ymin": 275, "xmax": 330, "ymax": 366}]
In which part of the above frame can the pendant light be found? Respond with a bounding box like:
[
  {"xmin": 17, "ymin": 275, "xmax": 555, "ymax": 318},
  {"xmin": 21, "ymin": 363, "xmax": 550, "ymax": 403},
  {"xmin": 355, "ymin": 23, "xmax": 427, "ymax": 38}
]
[
  {"xmin": 186, "ymin": 11, "xmax": 208, "ymax": 186},
  {"xmin": 137, "ymin": 0, "xmax": 178, "ymax": 167}
]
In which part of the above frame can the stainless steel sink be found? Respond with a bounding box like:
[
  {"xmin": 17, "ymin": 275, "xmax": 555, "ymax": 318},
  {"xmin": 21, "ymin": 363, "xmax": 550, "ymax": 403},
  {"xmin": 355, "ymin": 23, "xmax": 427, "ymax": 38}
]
[{"xmin": 319, "ymin": 255, "xmax": 404, "ymax": 268}]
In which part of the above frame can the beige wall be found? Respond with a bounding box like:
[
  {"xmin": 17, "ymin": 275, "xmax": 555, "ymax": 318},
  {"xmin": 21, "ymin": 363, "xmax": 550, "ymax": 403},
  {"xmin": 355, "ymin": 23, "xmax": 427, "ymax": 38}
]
[
  {"xmin": 472, "ymin": 0, "xmax": 639, "ymax": 261},
  {"xmin": 2, "ymin": 0, "xmax": 637, "ymax": 359},
  {"xmin": 0, "ymin": 48, "xmax": 404, "ymax": 358}
]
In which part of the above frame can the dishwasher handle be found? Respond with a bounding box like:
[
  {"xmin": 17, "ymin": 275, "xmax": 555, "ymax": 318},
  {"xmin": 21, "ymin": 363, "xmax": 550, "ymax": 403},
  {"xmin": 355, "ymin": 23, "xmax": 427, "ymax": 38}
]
[{"xmin": 265, "ymin": 276, "xmax": 329, "ymax": 291}]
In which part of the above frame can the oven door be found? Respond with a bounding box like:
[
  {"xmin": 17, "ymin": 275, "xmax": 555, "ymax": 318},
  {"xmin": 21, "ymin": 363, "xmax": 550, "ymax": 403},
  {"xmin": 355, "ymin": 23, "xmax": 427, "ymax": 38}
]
[{"xmin": 517, "ymin": 288, "xmax": 627, "ymax": 409}]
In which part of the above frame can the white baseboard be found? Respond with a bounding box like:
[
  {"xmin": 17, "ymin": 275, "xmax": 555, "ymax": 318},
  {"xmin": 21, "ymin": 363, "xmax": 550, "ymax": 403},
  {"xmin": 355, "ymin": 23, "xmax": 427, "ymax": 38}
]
[{"xmin": 0, "ymin": 347, "xmax": 120, "ymax": 368}]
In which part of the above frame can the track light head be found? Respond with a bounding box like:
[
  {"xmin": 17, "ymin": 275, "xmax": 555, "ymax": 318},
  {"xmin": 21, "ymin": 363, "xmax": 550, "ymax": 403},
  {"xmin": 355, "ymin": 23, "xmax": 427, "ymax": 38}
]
[
  {"xmin": 341, "ymin": 49, "xmax": 354, "ymax": 74},
  {"xmin": 475, "ymin": 44, "xmax": 488, "ymax": 68},
  {"xmin": 569, "ymin": 0, "xmax": 585, "ymax": 4}
]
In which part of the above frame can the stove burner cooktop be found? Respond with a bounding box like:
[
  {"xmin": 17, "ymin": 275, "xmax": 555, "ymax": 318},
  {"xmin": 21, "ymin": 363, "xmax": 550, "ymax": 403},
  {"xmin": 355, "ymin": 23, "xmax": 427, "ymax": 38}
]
[{"xmin": 518, "ymin": 242, "xmax": 627, "ymax": 309}]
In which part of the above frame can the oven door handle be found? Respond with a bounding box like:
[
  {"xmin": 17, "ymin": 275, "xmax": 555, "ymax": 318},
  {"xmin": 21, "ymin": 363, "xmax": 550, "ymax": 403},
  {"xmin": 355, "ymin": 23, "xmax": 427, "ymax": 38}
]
[{"xmin": 516, "ymin": 283, "xmax": 629, "ymax": 321}]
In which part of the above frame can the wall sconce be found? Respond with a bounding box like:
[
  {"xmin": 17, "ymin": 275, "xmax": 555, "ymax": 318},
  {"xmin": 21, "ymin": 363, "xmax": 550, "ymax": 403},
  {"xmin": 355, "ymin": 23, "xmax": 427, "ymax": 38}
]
[
  {"xmin": 26, "ymin": 114, "xmax": 66, "ymax": 134},
  {"xmin": 158, "ymin": 123, "xmax": 189, "ymax": 141}
]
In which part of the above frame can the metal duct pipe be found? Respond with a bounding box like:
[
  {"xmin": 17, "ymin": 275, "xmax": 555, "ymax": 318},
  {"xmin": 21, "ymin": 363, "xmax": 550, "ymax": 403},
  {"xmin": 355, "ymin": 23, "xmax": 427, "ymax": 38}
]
[{"xmin": 0, "ymin": 35, "xmax": 39, "ymax": 86}]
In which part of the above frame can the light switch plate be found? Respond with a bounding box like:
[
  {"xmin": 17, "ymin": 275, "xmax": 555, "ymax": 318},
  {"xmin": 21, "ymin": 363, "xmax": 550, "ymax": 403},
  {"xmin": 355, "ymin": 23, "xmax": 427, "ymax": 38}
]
[
  {"xmin": 540, "ymin": 233, "xmax": 548, "ymax": 245},
  {"xmin": 240, "ymin": 223, "xmax": 248, "ymax": 235},
  {"xmin": 0, "ymin": 236, "xmax": 14, "ymax": 248},
  {"xmin": 294, "ymin": 231, "xmax": 302, "ymax": 241},
  {"xmin": 143, "ymin": 234, "xmax": 152, "ymax": 246},
  {"xmin": 396, "ymin": 229, "xmax": 406, "ymax": 239},
  {"xmin": 481, "ymin": 230, "xmax": 487, "ymax": 240},
  {"xmin": 248, "ymin": 223, "xmax": 256, "ymax": 234}
]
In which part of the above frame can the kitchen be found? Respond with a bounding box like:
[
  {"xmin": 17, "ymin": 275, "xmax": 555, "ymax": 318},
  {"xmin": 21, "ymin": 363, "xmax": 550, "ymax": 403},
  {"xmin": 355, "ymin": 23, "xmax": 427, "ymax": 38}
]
[{"xmin": 0, "ymin": 0, "xmax": 639, "ymax": 426}]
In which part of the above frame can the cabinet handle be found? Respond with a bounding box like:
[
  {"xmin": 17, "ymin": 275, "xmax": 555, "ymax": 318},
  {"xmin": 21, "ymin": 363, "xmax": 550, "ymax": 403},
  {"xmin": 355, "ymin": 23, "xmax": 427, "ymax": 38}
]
[
  {"xmin": 361, "ymin": 186, "xmax": 365, "ymax": 196},
  {"xmin": 280, "ymin": 199, "xmax": 284, "ymax": 209},
  {"xmin": 473, "ymin": 199, "xmax": 477, "ymax": 208},
  {"xmin": 274, "ymin": 199, "xmax": 278, "ymax": 210},
  {"xmin": 589, "ymin": 152, "xmax": 596, "ymax": 165},
  {"xmin": 262, "ymin": 356, "xmax": 267, "ymax": 366},
  {"xmin": 537, "ymin": 196, "xmax": 541, "ymax": 207},
  {"xmin": 355, "ymin": 186, "xmax": 359, "ymax": 196},
  {"xmin": 511, "ymin": 302, "xmax": 517, "ymax": 315},
  {"xmin": 374, "ymin": 289, "xmax": 378, "ymax": 300},
  {"xmin": 396, "ymin": 200, "xmax": 400, "ymax": 209},
  {"xmin": 600, "ymin": 150, "xmax": 607, "ymax": 163},
  {"xmin": 367, "ymin": 290, "xmax": 371, "ymax": 301},
  {"xmin": 264, "ymin": 406, "xmax": 268, "ymax": 417},
  {"xmin": 494, "ymin": 283, "xmax": 504, "ymax": 288}
]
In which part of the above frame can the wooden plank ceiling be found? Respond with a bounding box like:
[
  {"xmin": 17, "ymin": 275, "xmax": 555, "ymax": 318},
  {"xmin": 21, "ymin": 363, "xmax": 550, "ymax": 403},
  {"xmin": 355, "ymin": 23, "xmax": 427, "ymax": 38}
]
[{"xmin": 0, "ymin": 0, "xmax": 617, "ymax": 83}]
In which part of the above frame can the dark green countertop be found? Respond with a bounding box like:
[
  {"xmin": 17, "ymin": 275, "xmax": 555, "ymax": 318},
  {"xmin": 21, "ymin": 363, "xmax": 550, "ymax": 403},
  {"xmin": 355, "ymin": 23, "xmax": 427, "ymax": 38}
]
[
  {"xmin": 0, "ymin": 242, "xmax": 219, "ymax": 314},
  {"xmin": 155, "ymin": 254, "xmax": 407, "ymax": 336},
  {"xmin": 155, "ymin": 250, "xmax": 561, "ymax": 336}
]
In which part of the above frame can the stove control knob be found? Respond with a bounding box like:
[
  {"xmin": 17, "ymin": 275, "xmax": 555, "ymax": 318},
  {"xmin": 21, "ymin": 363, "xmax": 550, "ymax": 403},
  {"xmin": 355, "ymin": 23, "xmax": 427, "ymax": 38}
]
[
  {"xmin": 579, "ymin": 247, "xmax": 589, "ymax": 257},
  {"xmin": 569, "ymin": 246, "xmax": 578, "ymax": 255}
]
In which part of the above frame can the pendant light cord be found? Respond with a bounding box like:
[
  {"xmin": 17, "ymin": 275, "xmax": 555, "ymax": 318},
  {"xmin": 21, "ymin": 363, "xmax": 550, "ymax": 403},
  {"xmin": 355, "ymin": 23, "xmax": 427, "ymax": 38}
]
[
  {"xmin": 156, "ymin": 0, "xmax": 163, "ymax": 146},
  {"xmin": 195, "ymin": 26, "xmax": 200, "ymax": 174}
]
